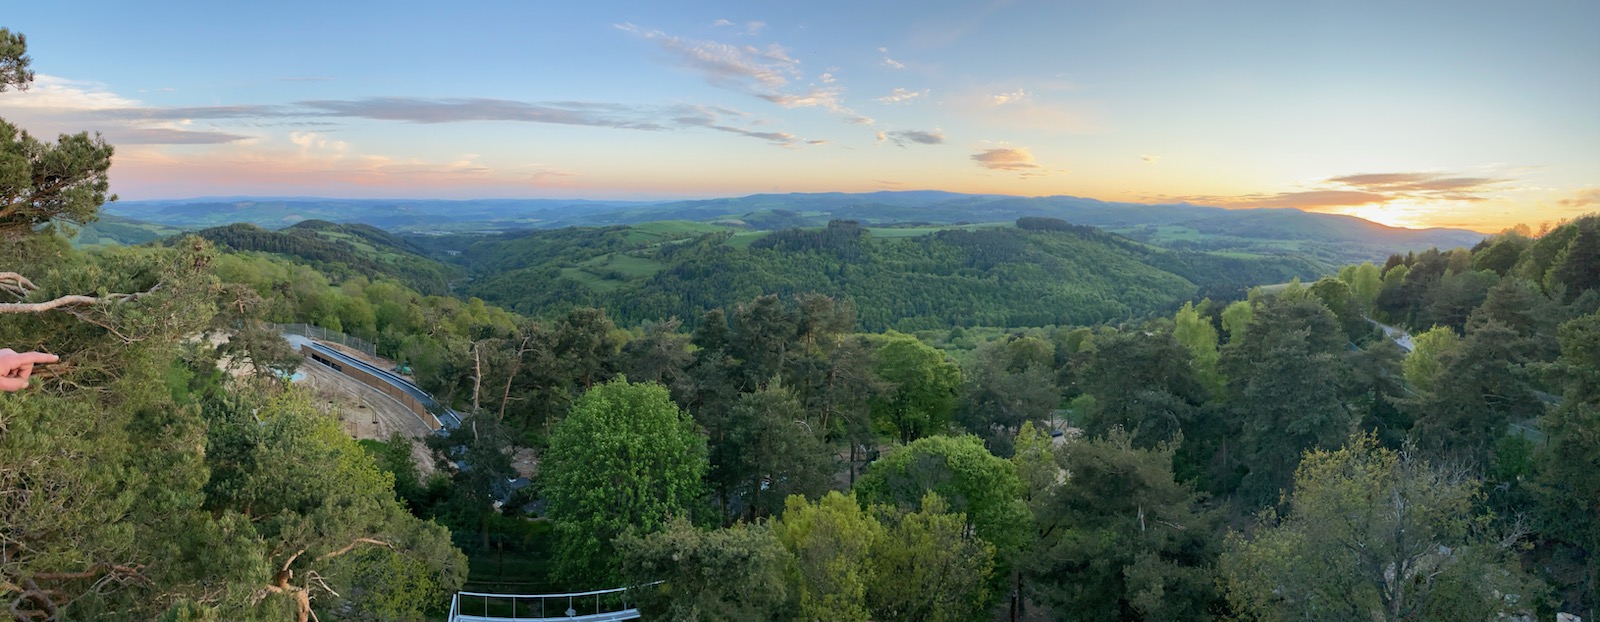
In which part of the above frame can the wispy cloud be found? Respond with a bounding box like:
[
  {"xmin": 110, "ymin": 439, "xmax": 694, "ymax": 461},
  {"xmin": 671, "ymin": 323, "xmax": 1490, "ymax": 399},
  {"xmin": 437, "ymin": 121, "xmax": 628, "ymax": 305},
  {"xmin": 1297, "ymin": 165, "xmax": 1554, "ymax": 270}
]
[
  {"xmin": 299, "ymin": 97, "xmax": 674, "ymax": 130},
  {"xmin": 105, "ymin": 104, "xmax": 292, "ymax": 120},
  {"xmin": 1140, "ymin": 154, "xmax": 1160, "ymax": 163},
  {"xmin": 972, "ymin": 147, "xmax": 1039, "ymax": 171},
  {"xmin": 668, "ymin": 104, "xmax": 809, "ymax": 147},
  {"xmin": 1158, "ymin": 171, "xmax": 1517, "ymax": 211},
  {"xmin": 617, "ymin": 23, "xmax": 797, "ymax": 91},
  {"xmin": 988, "ymin": 90, "xmax": 1029, "ymax": 105},
  {"xmin": 875, "ymin": 87, "xmax": 928, "ymax": 104},
  {"xmin": 949, "ymin": 86, "xmax": 1099, "ymax": 134},
  {"xmin": 1326, "ymin": 172, "xmax": 1509, "ymax": 201},
  {"xmin": 878, "ymin": 47, "xmax": 905, "ymax": 69},
  {"xmin": 711, "ymin": 19, "xmax": 765, "ymax": 36},
  {"xmin": 758, "ymin": 87, "xmax": 873, "ymax": 124},
  {"xmin": 110, "ymin": 131, "xmax": 588, "ymax": 198},
  {"xmin": 879, "ymin": 129, "xmax": 944, "ymax": 147},
  {"xmin": 618, "ymin": 23, "xmax": 871, "ymax": 126},
  {"xmin": 0, "ymin": 75, "xmax": 139, "ymax": 110},
  {"xmin": 108, "ymin": 127, "xmax": 252, "ymax": 145},
  {"xmin": 1559, "ymin": 187, "xmax": 1600, "ymax": 208},
  {"xmin": 279, "ymin": 76, "xmax": 335, "ymax": 82},
  {"xmin": 2, "ymin": 74, "xmax": 812, "ymax": 148}
]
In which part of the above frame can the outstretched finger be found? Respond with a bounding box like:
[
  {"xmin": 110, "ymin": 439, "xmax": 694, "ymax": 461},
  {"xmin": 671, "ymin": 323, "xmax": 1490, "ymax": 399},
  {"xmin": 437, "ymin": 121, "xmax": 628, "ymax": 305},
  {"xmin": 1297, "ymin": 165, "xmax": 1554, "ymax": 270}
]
[{"xmin": 19, "ymin": 352, "xmax": 58, "ymax": 365}]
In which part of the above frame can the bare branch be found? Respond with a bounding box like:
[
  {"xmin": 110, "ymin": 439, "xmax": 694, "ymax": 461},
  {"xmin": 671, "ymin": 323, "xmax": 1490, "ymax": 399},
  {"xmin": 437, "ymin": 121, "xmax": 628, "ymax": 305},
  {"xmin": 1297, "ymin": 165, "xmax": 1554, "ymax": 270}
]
[
  {"xmin": 315, "ymin": 538, "xmax": 391, "ymax": 563},
  {"xmin": 0, "ymin": 273, "xmax": 35, "ymax": 298}
]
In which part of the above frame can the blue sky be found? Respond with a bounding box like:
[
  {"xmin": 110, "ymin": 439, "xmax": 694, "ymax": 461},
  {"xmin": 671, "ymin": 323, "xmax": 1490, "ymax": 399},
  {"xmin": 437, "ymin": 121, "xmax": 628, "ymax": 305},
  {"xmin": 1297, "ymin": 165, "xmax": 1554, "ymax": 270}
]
[{"xmin": 3, "ymin": 0, "xmax": 1596, "ymax": 231}]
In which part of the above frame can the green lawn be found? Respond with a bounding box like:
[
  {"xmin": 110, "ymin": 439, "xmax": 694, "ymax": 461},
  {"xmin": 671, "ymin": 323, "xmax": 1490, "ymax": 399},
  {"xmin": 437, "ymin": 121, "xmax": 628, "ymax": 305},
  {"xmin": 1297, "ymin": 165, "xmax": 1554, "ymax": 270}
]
[{"xmin": 622, "ymin": 220, "xmax": 733, "ymax": 243}]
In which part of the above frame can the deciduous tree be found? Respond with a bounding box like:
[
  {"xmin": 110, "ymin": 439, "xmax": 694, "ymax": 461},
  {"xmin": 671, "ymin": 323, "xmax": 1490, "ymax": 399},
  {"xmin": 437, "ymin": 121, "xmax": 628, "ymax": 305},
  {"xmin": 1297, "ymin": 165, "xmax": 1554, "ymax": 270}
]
[
  {"xmin": 1221, "ymin": 435, "xmax": 1538, "ymax": 621},
  {"xmin": 542, "ymin": 378, "xmax": 707, "ymax": 585}
]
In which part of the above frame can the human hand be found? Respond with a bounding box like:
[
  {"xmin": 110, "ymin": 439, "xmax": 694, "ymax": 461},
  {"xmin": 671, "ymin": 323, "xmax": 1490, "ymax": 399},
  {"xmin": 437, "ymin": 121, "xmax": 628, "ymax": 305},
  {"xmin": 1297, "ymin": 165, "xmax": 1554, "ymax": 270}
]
[{"xmin": 0, "ymin": 348, "xmax": 57, "ymax": 392}]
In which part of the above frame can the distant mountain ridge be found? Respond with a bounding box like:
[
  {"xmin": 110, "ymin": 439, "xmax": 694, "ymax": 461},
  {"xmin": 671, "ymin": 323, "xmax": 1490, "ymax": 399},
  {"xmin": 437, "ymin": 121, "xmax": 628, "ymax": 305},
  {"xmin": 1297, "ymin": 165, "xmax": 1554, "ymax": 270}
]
[{"xmin": 106, "ymin": 191, "xmax": 1484, "ymax": 266}]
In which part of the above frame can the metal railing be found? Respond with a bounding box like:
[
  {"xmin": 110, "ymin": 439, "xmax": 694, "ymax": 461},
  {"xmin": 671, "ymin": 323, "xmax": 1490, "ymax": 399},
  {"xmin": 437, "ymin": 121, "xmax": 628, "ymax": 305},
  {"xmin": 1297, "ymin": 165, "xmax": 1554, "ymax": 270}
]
[
  {"xmin": 269, "ymin": 322, "xmax": 378, "ymax": 357},
  {"xmin": 448, "ymin": 583, "xmax": 661, "ymax": 622}
]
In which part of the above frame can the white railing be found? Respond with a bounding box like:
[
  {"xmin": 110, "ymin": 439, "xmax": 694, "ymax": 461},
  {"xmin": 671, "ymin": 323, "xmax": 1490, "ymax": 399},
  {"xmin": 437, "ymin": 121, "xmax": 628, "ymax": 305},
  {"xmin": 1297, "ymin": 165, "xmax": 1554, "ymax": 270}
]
[{"xmin": 448, "ymin": 582, "xmax": 661, "ymax": 622}]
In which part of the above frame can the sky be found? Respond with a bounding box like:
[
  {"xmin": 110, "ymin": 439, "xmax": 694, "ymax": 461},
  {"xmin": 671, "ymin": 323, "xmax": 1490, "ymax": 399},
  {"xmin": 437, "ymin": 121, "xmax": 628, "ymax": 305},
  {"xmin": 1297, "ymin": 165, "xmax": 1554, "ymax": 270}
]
[{"xmin": 2, "ymin": 0, "xmax": 1597, "ymax": 232}]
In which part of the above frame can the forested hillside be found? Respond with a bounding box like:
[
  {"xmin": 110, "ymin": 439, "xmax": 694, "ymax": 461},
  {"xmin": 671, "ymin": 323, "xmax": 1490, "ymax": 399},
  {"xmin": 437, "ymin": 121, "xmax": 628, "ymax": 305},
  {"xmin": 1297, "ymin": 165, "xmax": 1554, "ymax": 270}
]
[
  {"xmin": 447, "ymin": 219, "xmax": 1325, "ymax": 330},
  {"xmin": 111, "ymin": 191, "xmax": 1484, "ymax": 266},
  {"xmin": 195, "ymin": 220, "xmax": 463, "ymax": 295},
  {"xmin": 7, "ymin": 25, "xmax": 1600, "ymax": 622}
]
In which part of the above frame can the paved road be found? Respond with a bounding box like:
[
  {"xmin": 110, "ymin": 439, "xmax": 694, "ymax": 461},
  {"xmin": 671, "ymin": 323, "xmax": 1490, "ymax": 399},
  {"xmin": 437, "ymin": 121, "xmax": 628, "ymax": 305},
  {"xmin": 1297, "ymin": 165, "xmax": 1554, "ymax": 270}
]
[
  {"xmin": 1368, "ymin": 318, "xmax": 1415, "ymax": 352},
  {"xmin": 287, "ymin": 334, "xmax": 462, "ymax": 430}
]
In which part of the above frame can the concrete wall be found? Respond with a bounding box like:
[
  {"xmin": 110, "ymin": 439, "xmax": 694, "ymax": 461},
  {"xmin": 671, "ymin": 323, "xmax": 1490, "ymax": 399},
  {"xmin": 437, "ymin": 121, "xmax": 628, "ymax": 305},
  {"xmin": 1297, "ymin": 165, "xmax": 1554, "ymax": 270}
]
[{"xmin": 301, "ymin": 344, "xmax": 443, "ymax": 431}]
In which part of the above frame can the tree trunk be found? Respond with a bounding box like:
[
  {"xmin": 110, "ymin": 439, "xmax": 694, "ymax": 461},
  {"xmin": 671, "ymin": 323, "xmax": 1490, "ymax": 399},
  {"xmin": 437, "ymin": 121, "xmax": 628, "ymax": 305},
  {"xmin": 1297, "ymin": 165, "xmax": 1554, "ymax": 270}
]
[
  {"xmin": 497, "ymin": 336, "xmax": 531, "ymax": 422},
  {"xmin": 471, "ymin": 341, "xmax": 483, "ymax": 413}
]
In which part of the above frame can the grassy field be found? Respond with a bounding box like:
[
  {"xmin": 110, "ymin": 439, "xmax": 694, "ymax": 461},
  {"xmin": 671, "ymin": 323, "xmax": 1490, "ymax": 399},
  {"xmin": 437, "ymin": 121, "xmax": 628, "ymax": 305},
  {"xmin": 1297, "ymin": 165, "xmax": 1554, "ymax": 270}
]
[
  {"xmin": 865, "ymin": 222, "xmax": 1009, "ymax": 238},
  {"xmin": 561, "ymin": 252, "xmax": 667, "ymax": 292},
  {"xmin": 725, "ymin": 231, "xmax": 768, "ymax": 248},
  {"xmin": 622, "ymin": 220, "xmax": 735, "ymax": 244}
]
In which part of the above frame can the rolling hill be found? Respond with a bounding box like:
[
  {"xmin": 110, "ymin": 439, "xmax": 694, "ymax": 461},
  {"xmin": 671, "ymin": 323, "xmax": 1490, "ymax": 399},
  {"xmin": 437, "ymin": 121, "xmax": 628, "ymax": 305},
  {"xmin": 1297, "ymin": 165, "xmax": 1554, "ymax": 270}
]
[
  {"xmin": 193, "ymin": 220, "xmax": 463, "ymax": 295},
  {"xmin": 441, "ymin": 219, "xmax": 1326, "ymax": 331},
  {"xmin": 108, "ymin": 191, "xmax": 1484, "ymax": 266}
]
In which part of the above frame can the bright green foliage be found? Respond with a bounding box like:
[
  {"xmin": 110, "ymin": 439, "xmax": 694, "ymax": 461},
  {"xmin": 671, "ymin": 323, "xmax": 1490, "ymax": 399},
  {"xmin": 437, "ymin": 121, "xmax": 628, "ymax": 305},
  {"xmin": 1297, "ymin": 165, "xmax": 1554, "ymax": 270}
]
[
  {"xmin": 616, "ymin": 517, "xmax": 793, "ymax": 621},
  {"xmin": 854, "ymin": 434, "xmax": 1030, "ymax": 551},
  {"xmin": 771, "ymin": 489, "xmax": 1001, "ymax": 622},
  {"xmin": 1220, "ymin": 300, "xmax": 1253, "ymax": 341},
  {"xmin": 1221, "ymin": 435, "xmax": 1538, "ymax": 621},
  {"xmin": 1173, "ymin": 301, "xmax": 1225, "ymax": 396},
  {"xmin": 201, "ymin": 389, "xmax": 468, "ymax": 621},
  {"xmin": 1343, "ymin": 261, "xmax": 1383, "ymax": 312},
  {"xmin": 868, "ymin": 331, "xmax": 962, "ymax": 442},
  {"xmin": 1309, "ymin": 277, "xmax": 1368, "ymax": 341},
  {"xmin": 542, "ymin": 378, "xmax": 708, "ymax": 585},
  {"xmin": 1011, "ymin": 422, "xmax": 1062, "ymax": 510},
  {"xmin": 773, "ymin": 492, "xmax": 882, "ymax": 622},
  {"xmin": 1022, "ymin": 431, "xmax": 1222, "ymax": 621},
  {"xmin": 1375, "ymin": 263, "xmax": 1411, "ymax": 323},
  {"xmin": 1402, "ymin": 326, "xmax": 1460, "ymax": 393},
  {"xmin": 868, "ymin": 492, "xmax": 997, "ymax": 621},
  {"xmin": 1472, "ymin": 235, "xmax": 1528, "ymax": 276}
]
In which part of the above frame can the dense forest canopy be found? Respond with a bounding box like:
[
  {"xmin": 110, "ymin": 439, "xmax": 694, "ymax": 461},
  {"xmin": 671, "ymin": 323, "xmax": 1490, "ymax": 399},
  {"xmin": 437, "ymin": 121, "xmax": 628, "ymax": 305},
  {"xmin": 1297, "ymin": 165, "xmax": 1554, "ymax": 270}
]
[
  {"xmin": 442, "ymin": 219, "xmax": 1327, "ymax": 330},
  {"xmin": 6, "ymin": 25, "xmax": 1600, "ymax": 622}
]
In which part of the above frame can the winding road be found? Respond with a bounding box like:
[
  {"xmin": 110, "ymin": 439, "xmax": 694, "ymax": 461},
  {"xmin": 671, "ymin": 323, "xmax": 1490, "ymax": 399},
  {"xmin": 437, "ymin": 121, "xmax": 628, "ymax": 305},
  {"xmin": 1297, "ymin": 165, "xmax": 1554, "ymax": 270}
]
[{"xmin": 285, "ymin": 334, "xmax": 462, "ymax": 430}]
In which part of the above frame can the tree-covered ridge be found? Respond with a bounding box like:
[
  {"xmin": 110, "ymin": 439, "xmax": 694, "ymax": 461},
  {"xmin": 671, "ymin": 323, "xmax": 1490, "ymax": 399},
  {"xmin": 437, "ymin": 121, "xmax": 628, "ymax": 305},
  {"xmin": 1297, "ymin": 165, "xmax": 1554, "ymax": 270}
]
[
  {"xmin": 451, "ymin": 219, "xmax": 1325, "ymax": 330},
  {"xmin": 11, "ymin": 24, "xmax": 1600, "ymax": 621},
  {"xmin": 194, "ymin": 220, "xmax": 463, "ymax": 295},
  {"xmin": 107, "ymin": 190, "xmax": 1484, "ymax": 267}
]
